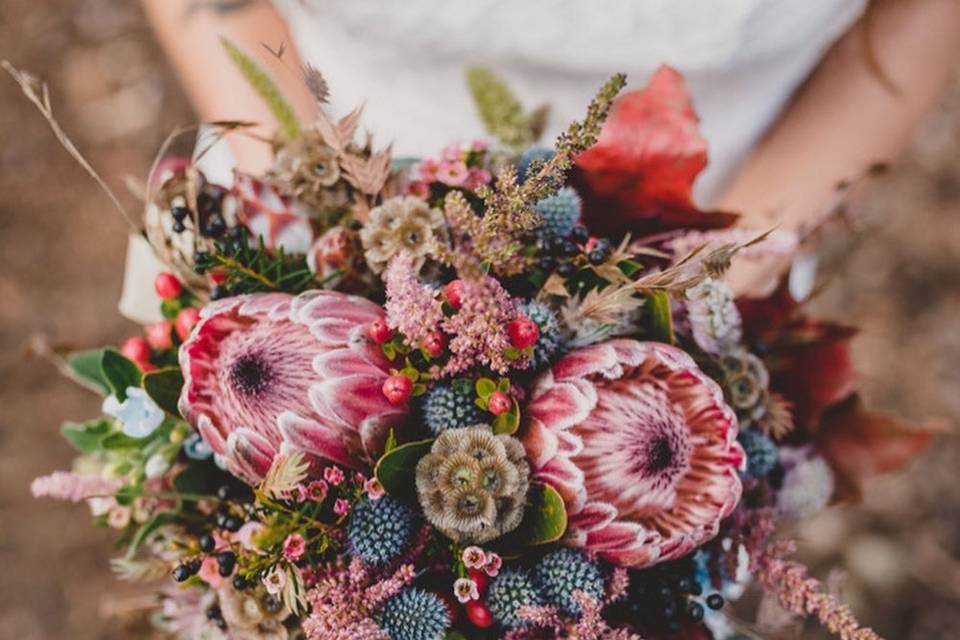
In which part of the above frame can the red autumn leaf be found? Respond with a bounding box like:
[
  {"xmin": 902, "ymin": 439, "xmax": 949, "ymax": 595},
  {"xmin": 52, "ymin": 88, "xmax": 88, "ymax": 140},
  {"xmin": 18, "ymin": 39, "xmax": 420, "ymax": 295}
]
[
  {"xmin": 816, "ymin": 395, "xmax": 940, "ymax": 502},
  {"xmin": 573, "ymin": 65, "xmax": 738, "ymax": 236}
]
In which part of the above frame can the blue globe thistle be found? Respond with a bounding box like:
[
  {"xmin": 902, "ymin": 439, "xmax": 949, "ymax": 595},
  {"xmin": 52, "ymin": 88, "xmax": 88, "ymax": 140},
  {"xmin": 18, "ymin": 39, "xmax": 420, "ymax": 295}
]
[
  {"xmin": 380, "ymin": 588, "xmax": 450, "ymax": 640},
  {"xmin": 516, "ymin": 146, "xmax": 555, "ymax": 183},
  {"xmin": 518, "ymin": 301, "xmax": 564, "ymax": 371},
  {"xmin": 534, "ymin": 187, "xmax": 582, "ymax": 242},
  {"xmin": 738, "ymin": 429, "xmax": 779, "ymax": 477},
  {"xmin": 533, "ymin": 548, "xmax": 605, "ymax": 615},
  {"xmin": 487, "ymin": 568, "xmax": 544, "ymax": 629},
  {"xmin": 346, "ymin": 496, "xmax": 416, "ymax": 565},
  {"xmin": 420, "ymin": 382, "xmax": 485, "ymax": 435}
]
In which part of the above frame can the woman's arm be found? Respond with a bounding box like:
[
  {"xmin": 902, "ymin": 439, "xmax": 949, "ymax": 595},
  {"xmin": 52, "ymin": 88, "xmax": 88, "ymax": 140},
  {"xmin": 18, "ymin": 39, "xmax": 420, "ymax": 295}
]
[
  {"xmin": 141, "ymin": 0, "xmax": 319, "ymax": 173},
  {"xmin": 719, "ymin": 0, "xmax": 960, "ymax": 295}
]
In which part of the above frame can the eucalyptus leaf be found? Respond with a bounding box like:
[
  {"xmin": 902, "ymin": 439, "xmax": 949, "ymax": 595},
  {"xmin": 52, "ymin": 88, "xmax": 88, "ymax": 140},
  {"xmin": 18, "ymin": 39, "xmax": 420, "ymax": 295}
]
[
  {"xmin": 100, "ymin": 349, "xmax": 142, "ymax": 401},
  {"xmin": 506, "ymin": 482, "xmax": 567, "ymax": 546},
  {"xmin": 646, "ymin": 291, "xmax": 675, "ymax": 344},
  {"xmin": 65, "ymin": 348, "xmax": 110, "ymax": 395},
  {"xmin": 61, "ymin": 418, "xmax": 112, "ymax": 454},
  {"xmin": 142, "ymin": 367, "xmax": 184, "ymax": 416},
  {"xmin": 374, "ymin": 439, "xmax": 434, "ymax": 504}
]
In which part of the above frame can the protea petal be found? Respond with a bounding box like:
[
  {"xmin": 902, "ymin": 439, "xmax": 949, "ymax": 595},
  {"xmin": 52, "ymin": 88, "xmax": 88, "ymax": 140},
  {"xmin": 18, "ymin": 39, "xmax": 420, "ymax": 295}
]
[
  {"xmin": 179, "ymin": 291, "xmax": 406, "ymax": 483},
  {"xmin": 523, "ymin": 339, "xmax": 742, "ymax": 568}
]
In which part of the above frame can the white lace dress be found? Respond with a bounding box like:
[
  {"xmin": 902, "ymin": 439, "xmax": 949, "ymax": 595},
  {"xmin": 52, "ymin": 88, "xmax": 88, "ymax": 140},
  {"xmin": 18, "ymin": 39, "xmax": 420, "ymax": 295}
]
[{"xmin": 273, "ymin": 0, "xmax": 866, "ymax": 203}]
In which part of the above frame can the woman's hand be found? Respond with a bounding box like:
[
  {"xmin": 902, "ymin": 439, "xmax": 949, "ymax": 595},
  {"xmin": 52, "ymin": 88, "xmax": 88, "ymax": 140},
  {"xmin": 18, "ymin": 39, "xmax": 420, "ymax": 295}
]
[{"xmin": 717, "ymin": 0, "xmax": 960, "ymax": 297}]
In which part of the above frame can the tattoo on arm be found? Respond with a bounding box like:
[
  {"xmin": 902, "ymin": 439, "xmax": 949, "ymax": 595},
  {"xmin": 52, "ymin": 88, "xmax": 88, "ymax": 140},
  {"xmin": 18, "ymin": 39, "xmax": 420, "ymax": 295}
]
[{"xmin": 182, "ymin": 0, "xmax": 259, "ymax": 19}]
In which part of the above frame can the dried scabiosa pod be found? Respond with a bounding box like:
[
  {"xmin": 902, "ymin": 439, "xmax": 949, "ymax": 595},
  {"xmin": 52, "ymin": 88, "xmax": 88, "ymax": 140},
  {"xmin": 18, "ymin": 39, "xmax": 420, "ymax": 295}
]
[
  {"xmin": 359, "ymin": 195, "xmax": 446, "ymax": 274},
  {"xmin": 415, "ymin": 426, "xmax": 530, "ymax": 543}
]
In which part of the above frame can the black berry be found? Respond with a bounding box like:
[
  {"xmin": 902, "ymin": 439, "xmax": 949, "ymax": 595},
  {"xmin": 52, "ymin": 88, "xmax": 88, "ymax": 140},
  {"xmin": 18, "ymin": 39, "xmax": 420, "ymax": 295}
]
[
  {"xmin": 706, "ymin": 593, "xmax": 725, "ymax": 610},
  {"xmin": 171, "ymin": 206, "xmax": 190, "ymax": 222},
  {"xmin": 199, "ymin": 534, "xmax": 216, "ymax": 553},
  {"xmin": 172, "ymin": 559, "xmax": 200, "ymax": 582},
  {"xmin": 538, "ymin": 255, "xmax": 557, "ymax": 272},
  {"xmin": 232, "ymin": 574, "xmax": 250, "ymax": 590},
  {"xmin": 570, "ymin": 225, "xmax": 590, "ymax": 243},
  {"xmin": 561, "ymin": 240, "xmax": 580, "ymax": 257},
  {"xmin": 222, "ymin": 516, "xmax": 243, "ymax": 533},
  {"xmin": 687, "ymin": 601, "xmax": 704, "ymax": 621},
  {"xmin": 204, "ymin": 213, "xmax": 226, "ymax": 238},
  {"xmin": 588, "ymin": 249, "xmax": 607, "ymax": 265},
  {"xmin": 217, "ymin": 551, "xmax": 236, "ymax": 576},
  {"xmin": 556, "ymin": 262, "xmax": 575, "ymax": 277},
  {"xmin": 172, "ymin": 220, "xmax": 186, "ymax": 233}
]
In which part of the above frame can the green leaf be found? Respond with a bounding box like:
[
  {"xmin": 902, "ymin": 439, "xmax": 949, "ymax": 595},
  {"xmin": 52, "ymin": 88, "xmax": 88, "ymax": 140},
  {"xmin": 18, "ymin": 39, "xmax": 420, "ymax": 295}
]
[
  {"xmin": 645, "ymin": 291, "xmax": 675, "ymax": 344},
  {"xmin": 126, "ymin": 511, "xmax": 181, "ymax": 559},
  {"xmin": 221, "ymin": 38, "xmax": 301, "ymax": 143},
  {"xmin": 497, "ymin": 378, "xmax": 511, "ymax": 393},
  {"xmin": 142, "ymin": 367, "xmax": 184, "ymax": 416},
  {"xmin": 508, "ymin": 482, "xmax": 567, "ymax": 546},
  {"xmin": 115, "ymin": 484, "xmax": 141, "ymax": 506},
  {"xmin": 618, "ymin": 259, "xmax": 644, "ymax": 278},
  {"xmin": 503, "ymin": 346, "xmax": 522, "ymax": 361},
  {"xmin": 172, "ymin": 461, "xmax": 220, "ymax": 496},
  {"xmin": 383, "ymin": 429, "xmax": 398, "ymax": 454},
  {"xmin": 399, "ymin": 367, "xmax": 420, "ymax": 382},
  {"xmin": 100, "ymin": 431, "xmax": 148, "ymax": 450},
  {"xmin": 411, "ymin": 383, "xmax": 427, "ymax": 397},
  {"xmin": 65, "ymin": 348, "xmax": 110, "ymax": 395},
  {"xmin": 160, "ymin": 299, "xmax": 182, "ymax": 320},
  {"xmin": 382, "ymin": 342, "xmax": 397, "ymax": 361},
  {"xmin": 61, "ymin": 418, "xmax": 112, "ymax": 454},
  {"xmin": 374, "ymin": 439, "xmax": 434, "ymax": 504},
  {"xmin": 492, "ymin": 398, "xmax": 521, "ymax": 435},
  {"xmin": 475, "ymin": 377, "xmax": 496, "ymax": 400},
  {"xmin": 100, "ymin": 349, "xmax": 142, "ymax": 401}
]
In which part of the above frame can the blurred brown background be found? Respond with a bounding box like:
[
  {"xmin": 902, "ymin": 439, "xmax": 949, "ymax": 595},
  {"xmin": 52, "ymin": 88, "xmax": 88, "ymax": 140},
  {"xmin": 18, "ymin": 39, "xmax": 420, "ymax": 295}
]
[{"xmin": 0, "ymin": 1, "xmax": 957, "ymax": 638}]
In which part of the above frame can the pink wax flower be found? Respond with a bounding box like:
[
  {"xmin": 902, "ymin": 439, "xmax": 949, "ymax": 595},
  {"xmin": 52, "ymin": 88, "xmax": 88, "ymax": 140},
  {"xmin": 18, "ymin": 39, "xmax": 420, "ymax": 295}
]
[
  {"xmin": 262, "ymin": 565, "xmax": 286, "ymax": 595},
  {"xmin": 522, "ymin": 340, "xmax": 744, "ymax": 568},
  {"xmin": 333, "ymin": 498, "xmax": 351, "ymax": 516},
  {"xmin": 483, "ymin": 552, "xmax": 502, "ymax": 577},
  {"xmin": 236, "ymin": 521, "xmax": 265, "ymax": 551},
  {"xmin": 465, "ymin": 168, "xmax": 492, "ymax": 191},
  {"xmin": 417, "ymin": 158, "xmax": 442, "ymax": 182},
  {"xmin": 471, "ymin": 139, "xmax": 489, "ymax": 152},
  {"xmin": 454, "ymin": 577, "xmax": 480, "ymax": 603},
  {"xmin": 283, "ymin": 533, "xmax": 307, "ymax": 561},
  {"xmin": 323, "ymin": 466, "xmax": 345, "ymax": 486},
  {"xmin": 178, "ymin": 291, "xmax": 407, "ymax": 483},
  {"xmin": 441, "ymin": 143, "xmax": 465, "ymax": 162},
  {"xmin": 305, "ymin": 480, "xmax": 329, "ymax": 503},
  {"xmin": 199, "ymin": 556, "xmax": 224, "ymax": 588},
  {"xmin": 363, "ymin": 477, "xmax": 385, "ymax": 500},
  {"xmin": 461, "ymin": 546, "xmax": 487, "ymax": 570},
  {"xmin": 407, "ymin": 180, "xmax": 431, "ymax": 200},
  {"xmin": 437, "ymin": 160, "xmax": 469, "ymax": 187}
]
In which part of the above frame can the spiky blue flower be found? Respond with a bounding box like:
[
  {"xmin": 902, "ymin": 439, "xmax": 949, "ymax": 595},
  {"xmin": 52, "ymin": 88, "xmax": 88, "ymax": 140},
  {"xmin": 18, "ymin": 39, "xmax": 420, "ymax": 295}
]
[
  {"xmin": 346, "ymin": 496, "xmax": 416, "ymax": 565},
  {"xmin": 534, "ymin": 187, "xmax": 582, "ymax": 242},
  {"xmin": 380, "ymin": 588, "xmax": 450, "ymax": 640},
  {"xmin": 420, "ymin": 382, "xmax": 485, "ymax": 435},
  {"xmin": 516, "ymin": 146, "xmax": 555, "ymax": 183},
  {"xmin": 518, "ymin": 301, "xmax": 564, "ymax": 371},
  {"xmin": 487, "ymin": 568, "xmax": 544, "ymax": 629},
  {"xmin": 738, "ymin": 429, "xmax": 778, "ymax": 477},
  {"xmin": 533, "ymin": 548, "xmax": 605, "ymax": 615}
]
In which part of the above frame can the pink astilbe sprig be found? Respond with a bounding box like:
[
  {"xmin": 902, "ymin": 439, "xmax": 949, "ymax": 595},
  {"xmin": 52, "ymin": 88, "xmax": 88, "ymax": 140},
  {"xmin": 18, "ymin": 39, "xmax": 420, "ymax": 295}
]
[
  {"xmin": 756, "ymin": 541, "xmax": 882, "ymax": 640},
  {"xmin": 383, "ymin": 251, "xmax": 445, "ymax": 347},
  {"xmin": 505, "ymin": 592, "xmax": 645, "ymax": 640},
  {"xmin": 31, "ymin": 471, "xmax": 122, "ymax": 503},
  {"xmin": 301, "ymin": 557, "xmax": 415, "ymax": 640},
  {"xmin": 442, "ymin": 275, "xmax": 521, "ymax": 375}
]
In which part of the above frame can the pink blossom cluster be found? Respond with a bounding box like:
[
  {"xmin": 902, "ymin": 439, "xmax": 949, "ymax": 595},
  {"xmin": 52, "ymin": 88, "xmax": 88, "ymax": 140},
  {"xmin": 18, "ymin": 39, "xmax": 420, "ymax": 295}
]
[
  {"xmin": 407, "ymin": 140, "xmax": 493, "ymax": 198},
  {"xmin": 383, "ymin": 252, "xmax": 446, "ymax": 347},
  {"xmin": 441, "ymin": 275, "xmax": 521, "ymax": 375},
  {"xmin": 301, "ymin": 558, "xmax": 415, "ymax": 640},
  {"xmin": 30, "ymin": 471, "xmax": 122, "ymax": 503}
]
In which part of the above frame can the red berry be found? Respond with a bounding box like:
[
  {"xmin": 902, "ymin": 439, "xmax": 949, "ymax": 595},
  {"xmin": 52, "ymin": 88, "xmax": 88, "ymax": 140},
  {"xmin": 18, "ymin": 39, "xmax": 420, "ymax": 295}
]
[
  {"xmin": 154, "ymin": 272, "xmax": 183, "ymax": 300},
  {"xmin": 487, "ymin": 391, "xmax": 511, "ymax": 416},
  {"xmin": 382, "ymin": 375, "xmax": 413, "ymax": 406},
  {"xmin": 175, "ymin": 307, "xmax": 201, "ymax": 340},
  {"xmin": 209, "ymin": 270, "xmax": 229, "ymax": 285},
  {"xmin": 444, "ymin": 280, "xmax": 465, "ymax": 309},
  {"xmin": 422, "ymin": 331, "xmax": 447, "ymax": 358},
  {"xmin": 507, "ymin": 315, "xmax": 539, "ymax": 349},
  {"xmin": 144, "ymin": 321, "xmax": 174, "ymax": 350},
  {"xmin": 120, "ymin": 337, "xmax": 151, "ymax": 365},
  {"xmin": 465, "ymin": 600, "xmax": 494, "ymax": 628},
  {"xmin": 368, "ymin": 318, "xmax": 393, "ymax": 344},
  {"xmin": 468, "ymin": 568, "xmax": 489, "ymax": 593}
]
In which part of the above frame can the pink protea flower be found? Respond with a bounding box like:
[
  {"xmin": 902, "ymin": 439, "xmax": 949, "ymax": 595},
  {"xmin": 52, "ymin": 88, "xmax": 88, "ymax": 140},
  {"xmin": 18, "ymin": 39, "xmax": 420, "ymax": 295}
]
[
  {"xmin": 178, "ymin": 291, "xmax": 406, "ymax": 483},
  {"xmin": 522, "ymin": 339, "xmax": 744, "ymax": 568}
]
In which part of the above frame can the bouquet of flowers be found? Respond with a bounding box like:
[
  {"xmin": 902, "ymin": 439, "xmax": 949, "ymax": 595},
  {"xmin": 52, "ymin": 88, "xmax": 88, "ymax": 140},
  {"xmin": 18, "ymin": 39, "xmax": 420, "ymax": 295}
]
[{"xmin": 13, "ymin": 44, "xmax": 936, "ymax": 640}]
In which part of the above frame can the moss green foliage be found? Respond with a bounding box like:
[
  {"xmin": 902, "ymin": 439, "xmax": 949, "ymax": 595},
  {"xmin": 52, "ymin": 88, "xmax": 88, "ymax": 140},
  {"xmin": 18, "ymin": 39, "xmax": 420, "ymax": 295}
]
[
  {"xmin": 466, "ymin": 67, "xmax": 546, "ymax": 151},
  {"xmin": 222, "ymin": 38, "xmax": 302, "ymax": 143}
]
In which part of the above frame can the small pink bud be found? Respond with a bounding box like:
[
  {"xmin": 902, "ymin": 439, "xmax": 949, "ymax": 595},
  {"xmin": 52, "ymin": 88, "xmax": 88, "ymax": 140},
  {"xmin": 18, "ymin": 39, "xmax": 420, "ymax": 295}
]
[
  {"xmin": 444, "ymin": 280, "xmax": 465, "ymax": 309},
  {"xmin": 368, "ymin": 318, "xmax": 393, "ymax": 344},
  {"xmin": 423, "ymin": 331, "xmax": 447, "ymax": 358},
  {"xmin": 120, "ymin": 337, "xmax": 151, "ymax": 365},
  {"xmin": 144, "ymin": 321, "xmax": 173, "ymax": 350},
  {"xmin": 382, "ymin": 375, "xmax": 414, "ymax": 406},
  {"xmin": 507, "ymin": 315, "xmax": 539, "ymax": 349},
  {"xmin": 175, "ymin": 307, "xmax": 201, "ymax": 340},
  {"xmin": 154, "ymin": 272, "xmax": 183, "ymax": 300},
  {"xmin": 487, "ymin": 391, "xmax": 512, "ymax": 416}
]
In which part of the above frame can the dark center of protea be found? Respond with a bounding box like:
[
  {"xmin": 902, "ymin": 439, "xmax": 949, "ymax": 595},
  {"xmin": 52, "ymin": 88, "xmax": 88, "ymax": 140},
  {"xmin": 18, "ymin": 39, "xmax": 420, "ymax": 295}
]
[
  {"xmin": 229, "ymin": 353, "xmax": 273, "ymax": 396},
  {"xmin": 646, "ymin": 435, "xmax": 675, "ymax": 474},
  {"xmin": 628, "ymin": 419, "xmax": 691, "ymax": 489}
]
